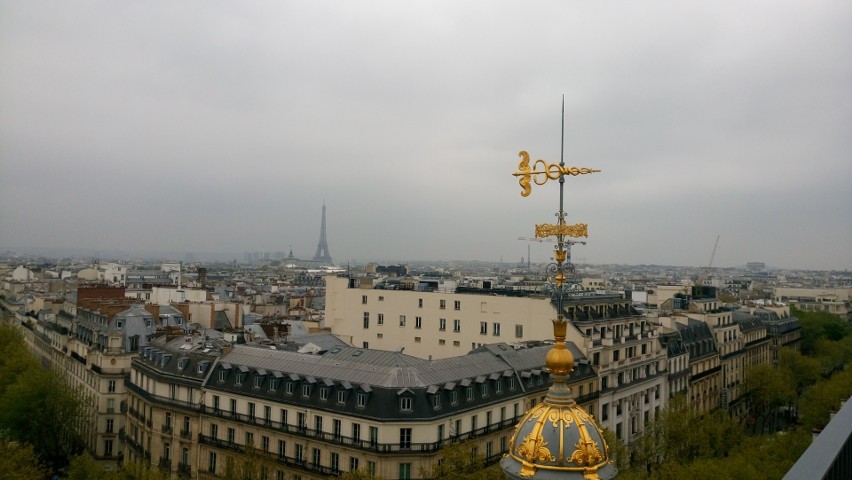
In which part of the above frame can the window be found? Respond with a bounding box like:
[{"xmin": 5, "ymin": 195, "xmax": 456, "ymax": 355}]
[
  {"xmin": 285, "ymin": 382, "xmax": 294, "ymax": 394},
  {"xmin": 235, "ymin": 373, "xmax": 243, "ymax": 386},
  {"xmin": 438, "ymin": 339, "xmax": 446, "ymax": 345},
  {"xmin": 399, "ymin": 428, "xmax": 412, "ymax": 448},
  {"xmin": 106, "ymin": 419, "xmax": 114, "ymax": 433},
  {"xmin": 337, "ymin": 391, "xmax": 346, "ymax": 404},
  {"xmin": 493, "ymin": 322, "xmax": 501, "ymax": 336},
  {"xmin": 418, "ymin": 298, "xmax": 423, "ymax": 308},
  {"xmin": 440, "ymin": 300, "xmax": 446, "ymax": 310},
  {"xmin": 415, "ymin": 316, "xmax": 422, "ymax": 329},
  {"xmin": 613, "ymin": 350, "xmax": 620, "ymax": 361},
  {"xmin": 439, "ymin": 318, "xmax": 446, "ymax": 331},
  {"xmin": 312, "ymin": 448, "xmax": 321, "ymax": 468},
  {"xmin": 278, "ymin": 440, "xmax": 286, "ymax": 458},
  {"xmin": 466, "ymin": 387, "xmax": 474, "ymax": 401},
  {"xmin": 453, "ymin": 319, "xmax": 461, "ymax": 332},
  {"xmin": 269, "ymin": 379, "xmax": 278, "ymax": 392},
  {"xmin": 377, "ymin": 314, "xmax": 384, "ymax": 325},
  {"xmin": 108, "ymin": 380, "xmax": 116, "ymax": 392},
  {"xmin": 515, "ymin": 324, "xmax": 523, "ymax": 338},
  {"xmin": 454, "ymin": 300, "xmax": 461, "ymax": 310},
  {"xmin": 642, "ymin": 343, "xmax": 648, "ymax": 354},
  {"xmin": 378, "ymin": 295, "xmax": 384, "ymax": 301},
  {"xmin": 495, "ymin": 381, "xmax": 503, "ymax": 394},
  {"xmin": 357, "ymin": 393, "xmax": 366, "ymax": 407},
  {"xmin": 264, "ymin": 405, "xmax": 272, "ymax": 424},
  {"xmin": 399, "ymin": 315, "xmax": 406, "ymax": 327},
  {"xmin": 432, "ymin": 395, "xmax": 441, "ymax": 409},
  {"xmin": 509, "ymin": 377, "xmax": 516, "ymax": 390},
  {"xmin": 480, "ymin": 322, "xmax": 487, "ymax": 334},
  {"xmin": 302, "ymin": 384, "xmax": 311, "ymax": 397},
  {"xmin": 350, "ymin": 457, "xmax": 359, "ymax": 472},
  {"xmin": 295, "ymin": 444, "xmax": 304, "ymax": 462},
  {"xmin": 297, "ymin": 412, "xmax": 306, "ymax": 431},
  {"xmin": 320, "ymin": 388, "xmax": 328, "ymax": 401},
  {"xmin": 368, "ymin": 461, "xmax": 377, "ymax": 476},
  {"xmin": 471, "ymin": 415, "xmax": 478, "ymax": 431},
  {"xmin": 210, "ymin": 423, "xmax": 218, "ymax": 438},
  {"xmin": 481, "ymin": 384, "xmax": 488, "ymax": 397},
  {"xmin": 453, "ymin": 341, "xmax": 460, "ymax": 347},
  {"xmin": 370, "ymin": 427, "xmax": 378, "ymax": 446},
  {"xmin": 438, "ymin": 424, "xmax": 445, "ymax": 440},
  {"xmin": 227, "ymin": 427, "xmax": 234, "ymax": 443},
  {"xmin": 107, "ymin": 398, "xmax": 115, "ymax": 412},
  {"xmin": 330, "ymin": 452, "xmax": 340, "ymax": 473},
  {"xmin": 414, "ymin": 337, "xmax": 421, "ymax": 343},
  {"xmin": 361, "ymin": 295, "xmax": 367, "ymax": 304},
  {"xmin": 262, "ymin": 435, "xmax": 270, "ymax": 452},
  {"xmin": 218, "ymin": 371, "xmax": 226, "ymax": 382},
  {"xmin": 314, "ymin": 416, "xmax": 323, "ymax": 433},
  {"xmin": 352, "ymin": 423, "xmax": 361, "ymax": 441},
  {"xmin": 208, "ymin": 452, "xmax": 217, "ymax": 474},
  {"xmin": 363, "ymin": 312, "xmax": 369, "ymax": 329},
  {"xmin": 254, "ymin": 376, "xmax": 263, "ymax": 389},
  {"xmin": 280, "ymin": 409, "xmax": 288, "ymax": 426},
  {"xmin": 400, "ymin": 397, "xmax": 412, "ymax": 411},
  {"xmin": 593, "ymin": 352, "xmax": 600, "ymax": 366},
  {"xmin": 333, "ymin": 419, "xmax": 342, "ymax": 439},
  {"xmin": 248, "ymin": 402, "xmax": 256, "ymax": 420}
]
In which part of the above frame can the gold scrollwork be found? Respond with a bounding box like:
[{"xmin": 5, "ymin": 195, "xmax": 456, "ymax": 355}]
[
  {"xmin": 517, "ymin": 432, "xmax": 556, "ymax": 465},
  {"xmin": 569, "ymin": 438, "xmax": 604, "ymax": 467},
  {"xmin": 513, "ymin": 151, "xmax": 601, "ymax": 197},
  {"xmin": 535, "ymin": 223, "xmax": 589, "ymax": 238}
]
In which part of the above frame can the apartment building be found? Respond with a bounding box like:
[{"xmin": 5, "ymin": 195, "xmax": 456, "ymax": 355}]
[
  {"xmin": 562, "ymin": 295, "xmax": 668, "ymax": 444},
  {"xmin": 125, "ymin": 336, "xmax": 598, "ymax": 480},
  {"xmin": 327, "ymin": 275, "xmax": 667, "ymax": 445}
]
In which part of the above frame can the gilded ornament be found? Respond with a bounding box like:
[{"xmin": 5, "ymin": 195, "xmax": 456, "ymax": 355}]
[
  {"xmin": 513, "ymin": 151, "xmax": 600, "ymax": 197},
  {"xmin": 517, "ymin": 432, "xmax": 556, "ymax": 465},
  {"xmin": 535, "ymin": 223, "xmax": 589, "ymax": 238},
  {"xmin": 569, "ymin": 438, "xmax": 604, "ymax": 466}
]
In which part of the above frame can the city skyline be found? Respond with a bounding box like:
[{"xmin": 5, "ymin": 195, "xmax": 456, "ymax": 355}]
[{"xmin": 1, "ymin": 1, "xmax": 850, "ymax": 271}]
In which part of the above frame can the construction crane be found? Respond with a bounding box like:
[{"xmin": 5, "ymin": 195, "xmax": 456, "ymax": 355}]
[
  {"xmin": 698, "ymin": 235, "xmax": 720, "ymax": 287},
  {"xmin": 517, "ymin": 237, "xmax": 554, "ymax": 270},
  {"xmin": 517, "ymin": 237, "xmax": 586, "ymax": 270}
]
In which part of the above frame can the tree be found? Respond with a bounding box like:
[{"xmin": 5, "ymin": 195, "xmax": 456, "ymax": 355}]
[
  {"xmin": 419, "ymin": 440, "xmax": 490, "ymax": 480},
  {"xmin": 0, "ymin": 437, "xmax": 47, "ymax": 480},
  {"xmin": 743, "ymin": 363, "xmax": 794, "ymax": 419},
  {"xmin": 0, "ymin": 325, "xmax": 84, "ymax": 469}
]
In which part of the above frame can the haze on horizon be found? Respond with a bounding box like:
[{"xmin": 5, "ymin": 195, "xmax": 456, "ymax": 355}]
[{"xmin": 1, "ymin": 1, "xmax": 850, "ymax": 271}]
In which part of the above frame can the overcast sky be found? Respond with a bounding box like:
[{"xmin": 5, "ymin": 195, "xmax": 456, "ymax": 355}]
[{"xmin": 1, "ymin": 1, "xmax": 850, "ymax": 270}]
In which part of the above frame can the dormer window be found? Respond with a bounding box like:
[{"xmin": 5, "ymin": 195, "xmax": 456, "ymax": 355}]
[
  {"xmin": 302, "ymin": 384, "xmax": 311, "ymax": 397},
  {"xmin": 285, "ymin": 382, "xmax": 294, "ymax": 395},
  {"xmin": 337, "ymin": 391, "xmax": 346, "ymax": 404},
  {"xmin": 218, "ymin": 371, "xmax": 226, "ymax": 382},
  {"xmin": 254, "ymin": 376, "xmax": 263, "ymax": 389},
  {"xmin": 399, "ymin": 397, "xmax": 413, "ymax": 411},
  {"xmin": 356, "ymin": 393, "xmax": 367, "ymax": 407},
  {"xmin": 466, "ymin": 388, "xmax": 474, "ymax": 401},
  {"xmin": 235, "ymin": 373, "xmax": 243, "ymax": 386},
  {"xmin": 269, "ymin": 380, "xmax": 278, "ymax": 392},
  {"xmin": 319, "ymin": 388, "xmax": 329, "ymax": 401},
  {"xmin": 432, "ymin": 396, "xmax": 441, "ymax": 410},
  {"xmin": 450, "ymin": 390, "xmax": 458, "ymax": 405}
]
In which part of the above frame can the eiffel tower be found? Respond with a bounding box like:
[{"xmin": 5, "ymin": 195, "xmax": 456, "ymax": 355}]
[{"xmin": 312, "ymin": 202, "xmax": 333, "ymax": 263}]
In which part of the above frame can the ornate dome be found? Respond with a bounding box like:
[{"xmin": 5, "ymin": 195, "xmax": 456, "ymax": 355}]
[{"xmin": 500, "ymin": 323, "xmax": 617, "ymax": 480}]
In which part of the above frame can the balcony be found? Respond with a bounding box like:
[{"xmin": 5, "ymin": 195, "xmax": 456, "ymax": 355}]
[
  {"xmin": 197, "ymin": 413, "xmax": 522, "ymax": 455},
  {"xmin": 158, "ymin": 457, "xmax": 171, "ymax": 471},
  {"xmin": 179, "ymin": 429, "xmax": 192, "ymax": 439},
  {"xmin": 161, "ymin": 424, "xmax": 173, "ymax": 435},
  {"xmin": 176, "ymin": 463, "xmax": 191, "ymax": 477}
]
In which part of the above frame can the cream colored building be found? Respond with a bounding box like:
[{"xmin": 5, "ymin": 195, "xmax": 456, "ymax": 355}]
[{"xmin": 326, "ymin": 275, "xmax": 668, "ymax": 445}]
